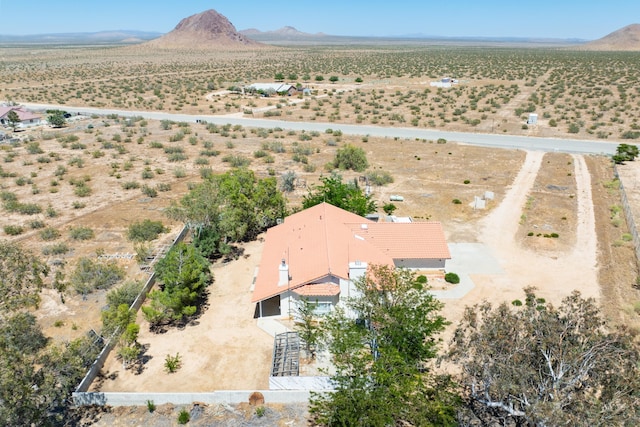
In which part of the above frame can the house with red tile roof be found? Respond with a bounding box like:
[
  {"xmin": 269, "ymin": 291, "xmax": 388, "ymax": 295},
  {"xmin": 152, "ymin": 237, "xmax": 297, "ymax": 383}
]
[
  {"xmin": 0, "ymin": 106, "xmax": 42, "ymax": 128},
  {"xmin": 252, "ymin": 202, "xmax": 450, "ymax": 318}
]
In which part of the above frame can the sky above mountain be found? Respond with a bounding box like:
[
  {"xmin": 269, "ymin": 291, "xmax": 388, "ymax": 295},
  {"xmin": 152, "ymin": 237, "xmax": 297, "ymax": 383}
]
[{"xmin": 1, "ymin": 0, "xmax": 638, "ymax": 40}]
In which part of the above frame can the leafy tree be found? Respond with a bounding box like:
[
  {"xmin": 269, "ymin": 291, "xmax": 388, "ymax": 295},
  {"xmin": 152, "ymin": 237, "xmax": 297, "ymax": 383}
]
[
  {"xmin": 274, "ymin": 72, "xmax": 285, "ymax": 81},
  {"xmin": 48, "ymin": 112, "xmax": 66, "ymax": 128},
  {"xmin": 302, "ymin": 174, "xmax": 376, "ymax": 216},
  {"xmin": 332, "ymin": 144, "xmax": 368, "ymax": 172},
  {"xmin": 0, "ymin": 242, "xmax": 98, "ymax": 425},
  {"xmin": 315, "ymin": 75, "xmax": 324, "ymax": 82},
  {"xmin": 166, "ymin": 168, "xmax": 287, "ymax": 258},
  {"xmin": 294, "ymin": 298, "xmax": 321, "ymax": 359},
  {"xmin": 288, "ymin": 73, "xmax": 298, "ymax": 81},
  {"xmin": 6, "ymin": 110, "xmax": 20, "ymax": 130},
  {"xmin": 0, "ymin": 240, "xmax": 48, "ymax": 315},
  {"xmin": 142, "ymin": 242, "xmax": 211, "ymax": 327},
  {"xmin": 329, "ymin": 76, "xmax": 339, "ymax": 83},
  {"xmin": 449, "ymin": 288, "xmax": 640, "ymax": 426},
  {"xmin": 310, "ymin": 265, "xmax": 458, "ymax": 426},
  {"xmin": 612, "ymin": 143, "xmax": 640, "ymax": 164}
]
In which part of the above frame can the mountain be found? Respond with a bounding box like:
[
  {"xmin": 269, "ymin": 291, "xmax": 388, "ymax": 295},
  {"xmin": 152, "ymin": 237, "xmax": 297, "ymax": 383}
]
[
  {"xmin": 144, "ymin": 9, "xmax": 261, "ymax": 49},
  {"xmin": 0, "ymin": 31, "xmax": 161, "ymax": 45},
  {"xmin": 581, "ymin": 24, "xmax": 640, "ymax": 51},
  {"xmin": 240, "ymin": 26, "xmax": 325, "ymax": 41}
]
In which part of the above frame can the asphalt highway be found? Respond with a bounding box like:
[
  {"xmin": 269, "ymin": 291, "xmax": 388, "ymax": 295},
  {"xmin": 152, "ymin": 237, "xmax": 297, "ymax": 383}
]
[{"xmin": 21, "ymin": 103, "xmax": 620, "ymax": 155}]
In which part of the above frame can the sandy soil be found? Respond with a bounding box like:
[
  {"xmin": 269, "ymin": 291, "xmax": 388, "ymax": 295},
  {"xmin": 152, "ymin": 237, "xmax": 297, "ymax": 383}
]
[
  {"xmin": 441, "ymin": 151, "xmax": 599, "ymax": 328},
  {"xmin": 97, "ymin": 238, "xmax": 272, "ymax": 392}
]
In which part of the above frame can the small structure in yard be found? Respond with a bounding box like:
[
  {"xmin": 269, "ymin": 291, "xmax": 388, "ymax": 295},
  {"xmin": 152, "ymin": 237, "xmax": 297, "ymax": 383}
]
[
  {"xmin": 527, "ymin": 113, "xmax": 538, "ymax": 125},
  {"xmin": 246, "ymin": 83, "xmax": 297, "ymax": 96},
  {"xmin": 252, "ymin": 202, "xmax": 450, "ymax": 318},
  {"xmin": 390, "ymin": 195, "xmax": 404, "ymax": 202}
]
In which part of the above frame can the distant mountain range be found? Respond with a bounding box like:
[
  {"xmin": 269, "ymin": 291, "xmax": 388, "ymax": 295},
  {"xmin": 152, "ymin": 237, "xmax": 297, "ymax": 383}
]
[
  {"xmin": 1, "ymin": 9, "xmax": 638, "ymax": 52},
  {"xmin": 0, "ymin": 31, "xmax": 162, "ymax": 45}
]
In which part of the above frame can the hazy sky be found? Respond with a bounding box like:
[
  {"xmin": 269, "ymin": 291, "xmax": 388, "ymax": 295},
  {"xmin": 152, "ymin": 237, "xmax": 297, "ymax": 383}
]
[{"xmin": 0, "ymin": 0, "xmax": 638, "ymax": 40}]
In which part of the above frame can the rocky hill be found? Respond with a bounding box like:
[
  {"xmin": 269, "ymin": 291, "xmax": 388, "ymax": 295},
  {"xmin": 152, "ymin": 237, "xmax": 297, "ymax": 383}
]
[
  {"xmin": 581, "ymin": 24, "xmax": 640, "ymax": 51},
  {"xmin": 144, "ymin": 9, "xmax": 261, "ymax": 50}
]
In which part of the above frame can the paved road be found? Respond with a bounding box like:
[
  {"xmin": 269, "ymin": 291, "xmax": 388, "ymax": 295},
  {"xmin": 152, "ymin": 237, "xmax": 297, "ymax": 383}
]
[{"xmin": 21, "ymin": 102, "xmax": 620, "ymax": 155}]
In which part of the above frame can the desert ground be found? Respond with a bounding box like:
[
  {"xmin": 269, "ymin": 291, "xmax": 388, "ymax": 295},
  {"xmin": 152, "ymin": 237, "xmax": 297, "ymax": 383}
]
[{"xmin": 2, "ymin": 43, "xmax": 640, "ymax": 425}]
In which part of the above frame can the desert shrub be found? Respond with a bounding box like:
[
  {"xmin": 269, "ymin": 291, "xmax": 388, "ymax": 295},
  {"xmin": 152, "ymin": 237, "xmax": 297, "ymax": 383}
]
[
  {"xmin": 128, "ymin": 219, "xmax": 167, "ymax": 242},
  {"xmin": 141, "ymin": 168, "xmax": 154, "ymax": 179},
  {"xmin": 177, "ymin": 408, "xmax": 190, "ymax": 424},
  {"xmin": 141, "ymin": 185, "xmax": 158, "ymax": 198},
  {"xmin": 463, "ymin": 180, "xmax": 471, "ymax": 184},
  {"xmin": 39, "ymin": 227, "xmax": 61, "ymax": 241},
  {"xmin": 29, "ymin": 220, "xmax": 45, "ymax": 229},
  {"xmin": 26, "ymin": 142, "xmax": 44, "ymax": 154},
  {"xmin": 444, "ymin": 272, "xmax": 460, "ymax": 284},
  {"xmin": 200, "ymin": 149, "xmax": 220, "ymax": 157},
  {"xmin": 174, "ymin": 167, "xmax": 186, "ymax": 178},
  {"xmin": 70, "ymin": 257, "xmax": 125, "ymax": 294},
  {"xmin": 221, "ymin": 154, "xmax": 251, "ymax": 167},
  {"xmin": 280, "ymin": 171, "xmax": 297, "ymax": 193},
  {"xmin": 366, "ymin": 170, "xmax": 394, "ymax": 186},
  {"xmin": 42, "ymin": 242, "xmax": 69, "ymax": 256},
  {"xmin": 4, "ymin": 225, "xmax": 24, "ymax": 235},
  {"xmin": 156, "ymin": 183, "xmax": 171, "ymax": 192},
  {"xmin": 452, "ymin": 199, "xmax": 462, "ymax": 204},
  {"xmin": 68, "ymin": 156, "xmax": 84, "ymax": 168},
  {"xmin": 194, "ymin": 157, "xmax": 209, "ymax": 165},
  {"xmin": 165, "ymin": 353, "xmax": 182, "ymax": 373},
  {"xmin": 74, "ymin": 183, "xmax": 92, "ymax": 197},
  {"xmin": 167, "ymin": 153, "xmax": 188, "ymax": 162},
  {"xmin": 69, "ymin": 226, "xmax": 94, "ymax": 241},
  {"xmin": 147, "ymin": 400, "xmax": 156, "ymax": 413},
  {"xmin": 122, "ymin": 181, "xmax": 140, "ymax": 190},
  {"xmin": 383, "ymin": 203, "xmax": 397, "ymax": 215}
]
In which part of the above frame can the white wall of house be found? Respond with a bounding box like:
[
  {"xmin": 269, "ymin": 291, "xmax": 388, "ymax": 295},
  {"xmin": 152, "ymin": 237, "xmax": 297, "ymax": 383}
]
[{"xmin": 393, "ymin": 258, "xmax": 446, "ymax": 269}]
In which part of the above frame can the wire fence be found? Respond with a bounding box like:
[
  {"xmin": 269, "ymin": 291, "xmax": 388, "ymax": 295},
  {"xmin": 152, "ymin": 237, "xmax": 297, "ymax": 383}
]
[
  {"xmin": 613, "ymin": 165, "xmax": 640, "ymax": 263},
  {"xmin": 75, "ymin": 225, "xmax": 188, "ymax": 394}
]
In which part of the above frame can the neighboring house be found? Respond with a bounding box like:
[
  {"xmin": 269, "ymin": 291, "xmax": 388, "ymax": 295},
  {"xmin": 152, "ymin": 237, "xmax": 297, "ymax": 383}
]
[
  {"xmin": 252, "ymin": 202, "xmax": 451, "ymax": 318},
  {"xmin": 246, "ymin": 83, "xmax": 297, "ymax": 96},
  {"xmin": 0, "ymin": 106, "xmax": 42, "ymax": 127}
]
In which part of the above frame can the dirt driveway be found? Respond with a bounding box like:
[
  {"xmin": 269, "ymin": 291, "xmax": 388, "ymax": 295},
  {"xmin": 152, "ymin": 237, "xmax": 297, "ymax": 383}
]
[{"xmin": 441, "ymin": 150, "xmax": 599, "ymax": 327}]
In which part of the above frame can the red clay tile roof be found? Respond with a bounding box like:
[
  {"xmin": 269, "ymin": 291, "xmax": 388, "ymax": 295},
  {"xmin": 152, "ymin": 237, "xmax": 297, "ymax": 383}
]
[
  {"xmin": 251, "ymin": 202, "xmax": 449, "ymax": 303},
  {"xmin": 292, "ymin": 283, "xmax": 341, "ymax": 297}
]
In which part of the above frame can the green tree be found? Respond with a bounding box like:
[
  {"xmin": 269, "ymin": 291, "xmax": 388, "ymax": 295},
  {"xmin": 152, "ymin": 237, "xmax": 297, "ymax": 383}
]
[
  {"xmin": 274, "ymin": 72, "xmax": 285, "ymax": 81},
  {"xmin": 6, "ymin": 110, "xmax": 20, "ymax": 130},
  {"xmin": 613, "ymin": 143, "xmax": 640, "ymax": 164},
  {"xmin": 332, "ymin": 144, "xmax": 368, "ymax": 172},
  {"xmin": 0, "ymin": 240, "xmax": 48, "ymax": 314},
  {"xmin": 310, "ymin": 265, "xmax": 458, "ymax": 426},
  {"xmin": 288, "ymin": 73, "xmax": 298, "ymax": 81},
  {"xmin": 142, "ymin": 242, "xmax": 212, "ymax": 327},
  {"xmin": 48, "ymin": 112, "xmax": 66, "ymax": 128},
  {"xmin": 0, "ymin": 241, "xmax": 98, "ymax": 425},
  {"xmin": 329, "ymin": 76, "xmax": 339, "ymax": 83},
  {"xmin": 294, "ymin": 298, "xmax": 321, "ymax": 359},
  {"xmin": 302, "ymin": 174, "xmax": 376, "ymax": 216},
  {"xmin": 315, "ymin": 75, "xmax": 324, "ymax": 82},
  {"xmin": 166, "ymin": 168, "xmax": 287, "ymax": 258},
  {"xmin": 449, "ymin": 288, "xmax": 640, "ymax": 426}
]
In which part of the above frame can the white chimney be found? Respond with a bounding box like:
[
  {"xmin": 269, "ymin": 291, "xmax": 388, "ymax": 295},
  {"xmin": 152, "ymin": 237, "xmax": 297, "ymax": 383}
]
[{"xmin": 278, "ymin": 259, "xmax": 289, "ymax": 286}]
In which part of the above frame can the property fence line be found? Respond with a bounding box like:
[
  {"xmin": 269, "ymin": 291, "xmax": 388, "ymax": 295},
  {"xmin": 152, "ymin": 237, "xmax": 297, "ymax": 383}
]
[
  {"xmin": 72, "ymin": 390, "xmax": 317, "ymax": 407},
  {"xmin": 613, "ymin": 165, "xmax": 640, "ymax": 263},
  {"xmin": 74, "ymin": 225, "xmax": 189, "ymax": 395}
]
